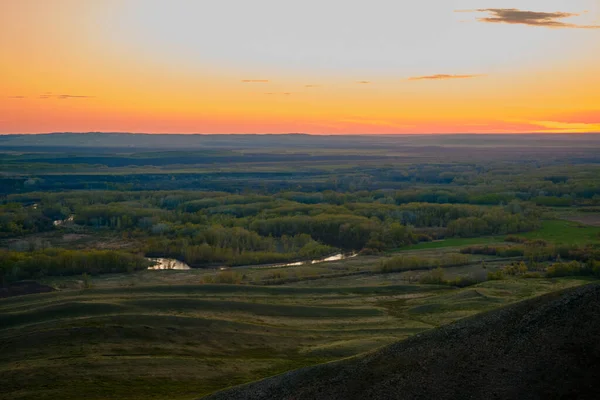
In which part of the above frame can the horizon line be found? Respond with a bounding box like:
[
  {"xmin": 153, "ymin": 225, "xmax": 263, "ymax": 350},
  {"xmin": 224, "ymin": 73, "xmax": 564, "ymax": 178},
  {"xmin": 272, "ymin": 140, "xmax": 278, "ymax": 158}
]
[{"xmin": 2, "ymin": 131, "xmax": 600, "ymax": 136}]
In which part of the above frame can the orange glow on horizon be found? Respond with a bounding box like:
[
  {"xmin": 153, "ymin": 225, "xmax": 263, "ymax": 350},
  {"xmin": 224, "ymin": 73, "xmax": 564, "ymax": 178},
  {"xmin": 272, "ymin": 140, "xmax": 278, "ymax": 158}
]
[{"xmin": 1, "ymin": 1, "xmax": 599, "ymax": 134}]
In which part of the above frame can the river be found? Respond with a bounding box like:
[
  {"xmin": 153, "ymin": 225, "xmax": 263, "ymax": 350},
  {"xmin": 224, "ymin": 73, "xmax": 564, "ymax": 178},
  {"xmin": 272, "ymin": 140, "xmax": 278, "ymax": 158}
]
[
  {"xmin": 147, "ymin": 258, "xmax": 192, "ymax": 270},
  {"xmin": 146, "ymin": 252, "xmax": 357, "ymax": 271}
]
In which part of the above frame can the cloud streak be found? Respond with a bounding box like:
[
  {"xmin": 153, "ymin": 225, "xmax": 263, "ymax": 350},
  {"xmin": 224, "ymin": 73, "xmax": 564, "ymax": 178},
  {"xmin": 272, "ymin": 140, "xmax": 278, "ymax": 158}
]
[
  {"xmin": 39, "ymin": 94, "xmax": 94, "ymax": 100},
  {"xmin": 408, "ymin": 74, "xmax": 482, "ymax": 81},
  {"xmin": 241, "ymin": 79, "xmax": 269, "ymax": 83},
  {"xmin": 459, "ymin": 9, "xmax": 600, "ymax": 29},
  {"xmin": 7, "ymin": 96, "xmax": 27, "ymax": 99}
]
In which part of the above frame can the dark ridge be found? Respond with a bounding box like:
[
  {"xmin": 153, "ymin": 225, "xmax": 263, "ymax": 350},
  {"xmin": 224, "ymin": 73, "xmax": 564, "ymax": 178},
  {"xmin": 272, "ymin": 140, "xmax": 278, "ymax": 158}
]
[{"xmin": 203, "ymin": 283, "xmax": 600, "ymax": 400}]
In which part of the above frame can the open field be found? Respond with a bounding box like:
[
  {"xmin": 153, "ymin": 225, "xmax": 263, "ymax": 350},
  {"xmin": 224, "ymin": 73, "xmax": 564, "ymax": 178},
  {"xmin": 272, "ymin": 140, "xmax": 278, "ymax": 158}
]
[
  {"xmin": 397, "ymin": 219, "xmax": 600, "ymax": 251},
  {"xmin": 0, "ymin": 276, "xmax": 592, "ymax": 400},
  {"xmin": 520, "ymin": 220, "xmax": 600, "ymax": 245}
]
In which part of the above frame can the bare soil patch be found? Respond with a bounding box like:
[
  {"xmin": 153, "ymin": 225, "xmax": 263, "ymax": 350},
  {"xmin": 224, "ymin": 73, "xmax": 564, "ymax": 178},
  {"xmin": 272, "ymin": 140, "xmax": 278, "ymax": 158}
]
[{"xmin": 562, "ymin": 214, "xmax": 600, "ymax": 227}]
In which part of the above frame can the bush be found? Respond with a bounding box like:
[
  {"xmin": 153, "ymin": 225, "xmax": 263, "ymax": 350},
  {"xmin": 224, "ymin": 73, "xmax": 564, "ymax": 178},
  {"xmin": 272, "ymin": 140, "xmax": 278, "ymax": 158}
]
[
  {"xmin": 505, "ymin": 235, "xmax": 529, "ymax": 244},
  {"xmin": 418, "ymin": 268, "xmax": 480, "ymax": 287},
  {"xmin": 419, "ymin": 268, "xmax": 446, "ymax": 285},
  {"xmin": 503, "ymin": 261, "xmax": 529, "ymax": 276},
  {"xmin": 447, "ymin": 276, "xmax": 481, "ymax": 287},
  {"xmin": 487, "ymin": 270, "xmax": 505, "ymax": 280}
]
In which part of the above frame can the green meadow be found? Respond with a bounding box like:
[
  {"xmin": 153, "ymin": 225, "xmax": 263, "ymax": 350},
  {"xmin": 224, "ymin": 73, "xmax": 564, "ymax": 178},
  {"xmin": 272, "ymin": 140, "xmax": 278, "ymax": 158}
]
[
  {"xmin": 521, "ymin": 220, "xmax": 600, "ymax": 245},
  {"xmin": 0, "ymin": 273, "xmax": 592, "ymax": 400}
]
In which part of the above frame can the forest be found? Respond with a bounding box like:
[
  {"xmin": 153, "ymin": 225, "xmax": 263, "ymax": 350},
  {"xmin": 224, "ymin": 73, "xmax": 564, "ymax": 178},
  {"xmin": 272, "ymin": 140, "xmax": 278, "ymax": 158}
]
[{"xmin": 1, "ymin": 133, "xmax": 600, "ymax": 282}]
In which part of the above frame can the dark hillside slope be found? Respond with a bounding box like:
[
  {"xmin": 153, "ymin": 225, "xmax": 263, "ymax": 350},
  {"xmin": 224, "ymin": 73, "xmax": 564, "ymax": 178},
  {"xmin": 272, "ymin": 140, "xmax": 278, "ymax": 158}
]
[{"xmin": 204, "ymin": 283, "xmax": 600, "ymax": 400}]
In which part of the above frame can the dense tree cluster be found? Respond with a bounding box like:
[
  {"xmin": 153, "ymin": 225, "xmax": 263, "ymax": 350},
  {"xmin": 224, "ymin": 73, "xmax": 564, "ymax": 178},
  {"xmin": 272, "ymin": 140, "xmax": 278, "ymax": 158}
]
[
  {"xmin": 3, "ymin": 150, "xmax": 600, "ymax": 277},
  {"xmin": 0, "ymin": 249, "xmax": 150, "ymax": 284},
  {"xmin": 0, "ymin": 188, "xmax": 541, "ymax": 268},
  {"xmin": 0, "ymin": 203, "xmax": 54, "ymax": 237}
]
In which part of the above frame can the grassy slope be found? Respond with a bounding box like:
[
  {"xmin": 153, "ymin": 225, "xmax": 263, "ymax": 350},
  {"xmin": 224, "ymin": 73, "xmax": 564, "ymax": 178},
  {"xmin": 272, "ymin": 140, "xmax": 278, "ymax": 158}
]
[
  {"xmin": 205, "ymin": 283, "xmax": 600, "ymax": 400},
  {"xmin": 0, "ymin": 278, "xmax": 591, "ymax": 400}
]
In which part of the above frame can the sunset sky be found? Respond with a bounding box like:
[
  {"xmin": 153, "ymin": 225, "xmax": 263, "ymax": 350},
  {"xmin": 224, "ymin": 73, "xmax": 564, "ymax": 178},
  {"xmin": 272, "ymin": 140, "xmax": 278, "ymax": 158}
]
[{"xmin": 1, "ymin": 0, "xmax": 599, "ymax": 134}]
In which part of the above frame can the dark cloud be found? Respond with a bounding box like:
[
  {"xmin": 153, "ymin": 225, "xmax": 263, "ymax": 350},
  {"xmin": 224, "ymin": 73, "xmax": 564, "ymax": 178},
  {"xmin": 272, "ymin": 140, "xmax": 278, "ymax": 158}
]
[
  {"xmin": 460, "ymin": 8, "xmax": 600, "ymax": 29},
  {"xmin": 242, "ymin": 79, "xmax": 270, "ymax": 83},
  {"xmin": 39, "ymin": 94, "xmax": 94, "ymax": 100},
  {"xmin": 408, "ymin": 74, "xmax": 482, "ymax": 81}
]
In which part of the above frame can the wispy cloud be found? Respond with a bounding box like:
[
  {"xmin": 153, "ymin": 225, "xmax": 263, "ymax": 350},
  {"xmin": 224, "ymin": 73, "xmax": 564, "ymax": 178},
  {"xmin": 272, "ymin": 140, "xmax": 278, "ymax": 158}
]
[
  {"xmin": 241, "ymin": 79, "xmax": 269, "ymax": 83},
  {"xmin": 304, "ymin": 85, "xmax": 321, "ymax": 88},
  {"xmin": 458, "ymin": 8, "xmax": 600, "ymax": 29},
  {"xmin": 408, "ymin": 74, "xmax": 482, "ymax": 81},
  {"xmin": 39, "ymin": 94, "xmax": 94, "ymax": 100},
  {"xmin": 533, "ymin": 120, "xmax": 600, "ymax": 133},
  {"xmin": 356, "ymin": 81, "xmax": 371, "ymax": 84},
  {"xmin": 544, "ymin": 110, "xmax": 600, "ymax": 125},
  {"xmin": 264, "ymin": 92, "xmax": 292, "ymax": 95},
  {"xmin": 7, "ymin": 96, "xmax": 26, "ymax": 99}
]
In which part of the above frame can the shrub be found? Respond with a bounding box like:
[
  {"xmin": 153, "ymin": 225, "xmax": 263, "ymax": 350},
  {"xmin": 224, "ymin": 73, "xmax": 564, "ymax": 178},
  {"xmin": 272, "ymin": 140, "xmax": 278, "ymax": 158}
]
[
  {"xmin": 419, "ymin": 268, "xmax": 446, "ymax": 285},
  {"xmin": 546, "ymin": 261, "xmax": 584, "ymax": 278},
  {"xmin": 487, "ymin": 270, "xmax": 505, "ymax": 280},
  {"xmin": 505, "ymin": 235, "xmax": 529, "ymax": 244},
  {"xmin": 447, "ymin": 275, "xmax": 481, "ymax": 287},
  {"xmin": 461, "ymin": 245, "xmax": 525, "ymax": 257},
  {"xmin": 379, "ymin": 254, "xmax": 470, "ymax": 273}
]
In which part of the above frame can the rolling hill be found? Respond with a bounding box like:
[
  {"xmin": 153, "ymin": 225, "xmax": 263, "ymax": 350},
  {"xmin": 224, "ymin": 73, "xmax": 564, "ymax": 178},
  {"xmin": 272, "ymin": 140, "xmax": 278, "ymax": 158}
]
[{"xmin": 204, "ymin": 283, "xmax": 600, "ymax": 400}]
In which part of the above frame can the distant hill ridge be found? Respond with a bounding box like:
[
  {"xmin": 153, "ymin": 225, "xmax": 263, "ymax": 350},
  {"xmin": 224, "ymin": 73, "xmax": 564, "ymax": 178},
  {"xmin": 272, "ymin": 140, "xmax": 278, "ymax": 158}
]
[
  {"xmin": 2, "ymin": 132, "xmax": 600, "ymax": 151},
  {"xmin": 203, "ymin": 283, "xmax": 600, "ymax": 400}
]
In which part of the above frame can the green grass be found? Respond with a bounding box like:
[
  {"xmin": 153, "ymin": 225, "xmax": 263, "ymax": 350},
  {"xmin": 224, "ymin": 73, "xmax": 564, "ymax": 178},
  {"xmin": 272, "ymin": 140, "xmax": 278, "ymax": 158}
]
[
  {"xmin": 394, "ymin": 218, "xmax": 600, "ymax": 252},
  {"xmin": 521, "ymin": 220, "xmax": 600, "ymax": 245},
  {"xmin": 0, "ymin": 276, "xmax": 594, "ymax": 400}
]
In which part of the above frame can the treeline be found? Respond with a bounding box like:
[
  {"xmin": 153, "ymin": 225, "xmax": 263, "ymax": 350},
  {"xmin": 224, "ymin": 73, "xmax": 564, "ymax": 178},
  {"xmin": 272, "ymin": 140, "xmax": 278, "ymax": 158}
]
[
  {"xmin": 5, "ymin": 160, "xmax": 600, "ymax": 207},
  {"xmin": 1, "ymin": 188, "xmax": 542, "ymax": 265},
  {"xmin": 0, "ymin": 203, "xmax": 55, "ymax": 237},
  {"xmin": 378, "ymin": 254, "xmax": 471, "ymax": 273},
  {"xmin": 488, "ymin": 259, "xmax": 600, "ymax": 280},
  {"xmin": 144, "ymin": 230, "xmax": 335, "ymax": 267},
  {"xmin": 0, "ymin": 249, "xmax": 151, "ymax": 284},
  {"xmin": 546, "ymin": 260, "xmax": 600, "ymax": 278},
  {"xmin": 461, "ymin": 245, "xmax": 525, "ymax": 258},
  {"xmin": 417, "ymin": 267, "xmax": 482, "ymax": 288}
]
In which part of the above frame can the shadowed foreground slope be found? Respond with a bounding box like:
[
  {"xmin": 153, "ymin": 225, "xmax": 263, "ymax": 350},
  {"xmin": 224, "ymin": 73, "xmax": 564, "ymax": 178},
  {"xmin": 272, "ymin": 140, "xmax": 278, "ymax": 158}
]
[{"xmin": 204, "ymin": 283, "xmax": 600, "ymax": 400}]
